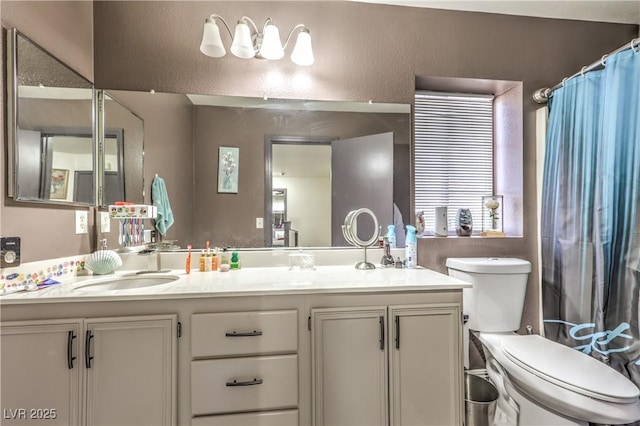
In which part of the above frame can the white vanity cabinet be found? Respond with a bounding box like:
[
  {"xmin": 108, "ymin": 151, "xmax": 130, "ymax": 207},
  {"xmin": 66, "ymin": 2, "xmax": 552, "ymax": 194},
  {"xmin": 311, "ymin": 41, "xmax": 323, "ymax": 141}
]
[
  {"xmin": 311, "ymin": 303, "xmax": 463, "ymax": 426},
  {"xmin": 1, "ymin": 319, "xmax": 82, "ymax": 425},
  {"xmin": 0, "ymin": 315, "xmax": 176, "ymax": 426},
  {"xmin": 190, "ymin": 310, "xmax": 299, "ymax": 425}
]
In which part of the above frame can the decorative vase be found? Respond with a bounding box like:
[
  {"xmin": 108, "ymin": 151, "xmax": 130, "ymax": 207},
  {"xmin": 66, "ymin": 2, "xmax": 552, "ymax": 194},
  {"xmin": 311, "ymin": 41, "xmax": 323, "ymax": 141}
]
[
  {"xmin": 456, "ymin": 208, "xmax": 473, "ymax": 236},
  {"xmin": 482, "ymin": 195, "xmax": 505, "ymax": 236}
]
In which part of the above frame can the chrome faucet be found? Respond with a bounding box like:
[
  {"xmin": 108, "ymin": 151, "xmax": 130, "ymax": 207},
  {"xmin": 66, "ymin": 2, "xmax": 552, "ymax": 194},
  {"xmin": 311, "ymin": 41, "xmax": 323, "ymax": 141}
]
[
  {"xmin": 380, "ymin": 237, "xmax": 395, "ymax": 267},
  {"xmin": 137, "ymin": 244, "xmax": 167, "ymax": 273}
]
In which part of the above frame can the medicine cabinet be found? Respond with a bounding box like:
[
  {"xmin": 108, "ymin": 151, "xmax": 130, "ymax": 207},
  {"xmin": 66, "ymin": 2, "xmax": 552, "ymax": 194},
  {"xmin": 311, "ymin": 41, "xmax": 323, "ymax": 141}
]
[{"xmin": 6, "ymin": 29, "xmax": 144, "ymax": 207}]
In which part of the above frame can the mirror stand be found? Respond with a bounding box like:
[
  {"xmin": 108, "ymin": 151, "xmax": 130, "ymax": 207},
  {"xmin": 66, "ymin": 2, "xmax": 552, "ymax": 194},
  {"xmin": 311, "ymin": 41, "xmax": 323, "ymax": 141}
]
[{"xmin": 341, "ymin": 208, "xmax": 381, "ymax": 270}]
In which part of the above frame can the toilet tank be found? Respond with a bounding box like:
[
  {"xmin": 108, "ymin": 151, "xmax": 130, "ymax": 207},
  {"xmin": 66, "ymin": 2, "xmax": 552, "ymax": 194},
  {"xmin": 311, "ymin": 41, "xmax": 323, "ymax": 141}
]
[{"xmin": 446, "ymin": 257, "xmax": 532, "ymax": 332}]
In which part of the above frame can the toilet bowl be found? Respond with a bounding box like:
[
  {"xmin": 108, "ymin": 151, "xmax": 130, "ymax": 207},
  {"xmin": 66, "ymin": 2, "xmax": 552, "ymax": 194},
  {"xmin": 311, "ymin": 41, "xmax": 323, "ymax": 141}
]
[{"xmin": 447, "ymin": 257, "xmax": 640, "ymax": 425}]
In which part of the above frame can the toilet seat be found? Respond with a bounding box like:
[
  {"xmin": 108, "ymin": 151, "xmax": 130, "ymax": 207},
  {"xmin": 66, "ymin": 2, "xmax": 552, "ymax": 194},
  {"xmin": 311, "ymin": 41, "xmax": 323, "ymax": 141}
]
[
  {"xmin": 479, "ymin": 332, "xmax": 640, "ymax": 424},
  {"xmin": 500, "ymin": 334, "xmax": 639, "ymax": 404}
]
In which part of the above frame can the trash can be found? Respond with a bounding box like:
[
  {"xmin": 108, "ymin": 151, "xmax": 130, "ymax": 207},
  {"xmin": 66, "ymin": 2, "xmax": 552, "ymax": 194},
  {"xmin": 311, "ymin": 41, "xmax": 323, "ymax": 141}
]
[{"xmin": 465, "ymin": 372, "xmax": 498, "ymax": 426}]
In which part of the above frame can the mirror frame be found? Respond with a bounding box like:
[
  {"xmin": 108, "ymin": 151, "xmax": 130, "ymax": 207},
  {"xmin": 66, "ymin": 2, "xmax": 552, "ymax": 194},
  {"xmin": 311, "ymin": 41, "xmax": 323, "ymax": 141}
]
[{"xmin": 6, "ymin": 28, "xmax": 98, "ymax": 207}]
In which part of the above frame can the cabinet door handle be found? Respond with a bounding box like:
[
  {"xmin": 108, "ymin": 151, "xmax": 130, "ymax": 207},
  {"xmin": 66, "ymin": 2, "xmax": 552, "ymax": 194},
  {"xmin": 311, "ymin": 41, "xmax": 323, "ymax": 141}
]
[
  {"xmin": 395, "ymin": 315, "xmax": 400, "ymax": 349},
  {"xmin": 225, "ymin": 378, "xmax": 263, "ymax": 387},
  {"xmin": 225, "ymin": 331, "xmax": 263, "ymax": 337},
  {"xmin": 67, "ymin": 331, "xmax": 77, "ymax": 369},
  {"xmin": 85, "ymin": 330, "xmax": 94, "ymax": 368},
  {"xmin": 379, "ymin": 316, "xmax": 385, "ymax": 351}
]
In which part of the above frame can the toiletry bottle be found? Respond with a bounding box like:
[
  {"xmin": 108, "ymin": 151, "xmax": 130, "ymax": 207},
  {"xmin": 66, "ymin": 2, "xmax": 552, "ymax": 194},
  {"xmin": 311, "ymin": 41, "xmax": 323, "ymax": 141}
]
[
  {"xmin": 199, "ymin": 250, "xmax": 205, "ymax": 272},
  {"xmin": 230, "ymin": 251, "xmax": 240, "ymax": 269},
  {"xmin": 405, "ymin": 225, "xmax": 417, "ymax": 268},
  {"xmin": 211, "ymin": 249, "xmax": 219, "ymax": 271},
  {"xmin": 387, "ymin": 225, "xmax": 396, "ymax": 248},
  {"xmin": 220, "ymin": 248, "xmax": 230, "ymax": 267},
  {"xmin": 205, "ymin": 252, "xmax": 212, "ymax": 272}
]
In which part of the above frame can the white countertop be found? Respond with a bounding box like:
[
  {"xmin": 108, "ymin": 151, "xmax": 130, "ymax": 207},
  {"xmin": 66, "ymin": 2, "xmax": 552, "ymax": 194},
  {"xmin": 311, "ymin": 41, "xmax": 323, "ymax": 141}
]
[{"xmin": 0, "ymin": 265, "xmax": 471, "ymax": 305}]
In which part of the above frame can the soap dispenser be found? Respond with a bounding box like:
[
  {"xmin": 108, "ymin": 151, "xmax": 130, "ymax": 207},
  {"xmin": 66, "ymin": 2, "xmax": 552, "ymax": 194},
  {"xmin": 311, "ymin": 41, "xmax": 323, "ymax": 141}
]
[{"xmin": 386, "ymin": 225, "xmax": 396, "ymax": 248}]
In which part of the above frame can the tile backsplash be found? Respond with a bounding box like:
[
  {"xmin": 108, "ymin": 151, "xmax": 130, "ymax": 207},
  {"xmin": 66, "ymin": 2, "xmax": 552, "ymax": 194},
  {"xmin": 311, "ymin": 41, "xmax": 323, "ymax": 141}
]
[{"xmin": 0, "ymin": 255, "xmax": 88, "ymax": 293}]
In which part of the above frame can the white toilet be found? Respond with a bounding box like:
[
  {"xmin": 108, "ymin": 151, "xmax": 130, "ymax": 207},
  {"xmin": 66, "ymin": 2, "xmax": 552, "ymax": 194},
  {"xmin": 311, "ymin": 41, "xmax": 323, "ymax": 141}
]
[{"xmin": 447, "ymin": 257, "xmax": 640, "ymax": 426}]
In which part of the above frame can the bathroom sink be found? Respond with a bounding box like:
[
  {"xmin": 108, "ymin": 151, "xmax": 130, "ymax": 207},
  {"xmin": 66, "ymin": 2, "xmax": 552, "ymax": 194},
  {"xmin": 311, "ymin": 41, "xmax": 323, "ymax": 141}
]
[{"xmin": 73, "ymin": 274, "xmax": 180, "ymax": 293}]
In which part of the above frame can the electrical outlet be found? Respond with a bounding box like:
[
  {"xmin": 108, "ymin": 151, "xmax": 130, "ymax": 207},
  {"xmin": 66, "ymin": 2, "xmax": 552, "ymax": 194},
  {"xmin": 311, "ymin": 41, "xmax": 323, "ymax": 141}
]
[
  {"xmin": 100, "ymin": 211, "xmax": 111, "ymax": 233},
  {"xmin": 1, "ymin": 237, "xmax": 21, "ymax": 268},
  {"xmin": 256, "ymin": 217, "xmax": 264, "ymax": 229},
  {"xmin": 75, "ymin": 210, "xmax": 88, "ymax": 234}
]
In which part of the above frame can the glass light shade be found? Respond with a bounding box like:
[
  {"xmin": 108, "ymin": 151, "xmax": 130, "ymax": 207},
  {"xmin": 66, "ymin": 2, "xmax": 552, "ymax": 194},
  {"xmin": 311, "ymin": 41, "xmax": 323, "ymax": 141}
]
[
  {"xmin": 230, "ymin": 22, "xmax": 255, "ymax": 59},
  {"xmin": 259, "ymin": 24, "xmax": 285, "ymax": 60},
  {"xmin": 200, "ymin": 19, "xmax": 226, "ymax": 58},
  {"xmin": 290, "ymin": 30, "xmax": 314, "ymax": 66}
]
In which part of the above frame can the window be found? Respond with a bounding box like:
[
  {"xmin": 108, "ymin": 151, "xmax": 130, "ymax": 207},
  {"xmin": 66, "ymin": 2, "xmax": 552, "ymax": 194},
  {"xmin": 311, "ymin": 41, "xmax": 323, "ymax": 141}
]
[{"xmin": 414, "ymin": 91, "xmax": 494, "ymax": 234}]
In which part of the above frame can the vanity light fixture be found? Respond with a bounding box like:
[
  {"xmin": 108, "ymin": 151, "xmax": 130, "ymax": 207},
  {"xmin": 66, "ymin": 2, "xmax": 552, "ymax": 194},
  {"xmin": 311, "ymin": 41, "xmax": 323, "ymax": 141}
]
[{"xmin": 199, "ymin": 15, "xmax": 314, "ymax": 66}]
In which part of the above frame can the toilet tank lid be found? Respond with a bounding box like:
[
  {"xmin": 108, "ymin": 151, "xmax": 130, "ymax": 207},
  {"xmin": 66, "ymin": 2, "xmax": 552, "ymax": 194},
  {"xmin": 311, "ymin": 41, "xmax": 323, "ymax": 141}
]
[{"xmin": 446, "ymin": 257, "xmax": 532, "ymax": 274}]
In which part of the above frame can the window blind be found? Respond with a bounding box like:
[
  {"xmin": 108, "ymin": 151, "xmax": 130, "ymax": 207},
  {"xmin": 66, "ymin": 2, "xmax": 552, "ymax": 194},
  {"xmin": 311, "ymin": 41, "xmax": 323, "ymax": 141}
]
[{"xmin": 414, "ymin": 91, "xmax": 494, "ymax": 234}]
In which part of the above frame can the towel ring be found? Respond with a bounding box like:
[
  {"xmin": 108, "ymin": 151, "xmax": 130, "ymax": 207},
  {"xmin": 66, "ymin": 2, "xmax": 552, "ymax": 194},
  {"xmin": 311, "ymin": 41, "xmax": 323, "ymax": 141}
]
[{"xmin": 600, "ymin": 54, "xmax": 609, "ymax": 66}]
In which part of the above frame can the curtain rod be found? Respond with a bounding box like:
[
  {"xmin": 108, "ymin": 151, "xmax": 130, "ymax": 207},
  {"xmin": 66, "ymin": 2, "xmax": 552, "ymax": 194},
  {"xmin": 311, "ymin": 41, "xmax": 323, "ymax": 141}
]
[{"xmin": 533, "ymin": 37, "xmax": 640, "ymax": 104}]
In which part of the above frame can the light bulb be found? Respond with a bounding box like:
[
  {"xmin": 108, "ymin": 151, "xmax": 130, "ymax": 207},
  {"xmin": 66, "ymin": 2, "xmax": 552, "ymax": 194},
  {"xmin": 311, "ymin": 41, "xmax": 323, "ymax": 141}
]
[
  {"xmin": 259, "ymin": 23, "xmax": 284, "ymax": 60},
  {"xmin": 291, "ymin": 29, "xmax": 314, "ymax": 66},
  {"xmin": 200, "ymin": 18, "xmax": 226, "ymax": 58},
  {"xmin": 230, "ymin": 21, "xmax": 255, "ymax": 59}
]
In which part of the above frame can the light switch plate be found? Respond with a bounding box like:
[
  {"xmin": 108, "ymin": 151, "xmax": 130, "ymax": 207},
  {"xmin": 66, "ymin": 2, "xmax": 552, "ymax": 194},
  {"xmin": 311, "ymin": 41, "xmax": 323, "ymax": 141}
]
[
  {"xmin": 100, "ymin": 211, "xmax": 111, "ymax": 233},
  {"xmin": 256, "ymin": 217, "xmax": 264, "ymax": 229},
  {"xmin": 75, "ymin": 210, "xmax": 88, "ymax": 234}
]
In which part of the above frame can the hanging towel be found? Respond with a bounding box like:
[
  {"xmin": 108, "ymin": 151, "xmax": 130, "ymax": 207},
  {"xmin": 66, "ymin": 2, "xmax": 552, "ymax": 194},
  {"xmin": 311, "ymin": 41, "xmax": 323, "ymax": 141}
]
[{"xmin": 152, "ymin": 175, "xmax": 174, "ymax": 236}]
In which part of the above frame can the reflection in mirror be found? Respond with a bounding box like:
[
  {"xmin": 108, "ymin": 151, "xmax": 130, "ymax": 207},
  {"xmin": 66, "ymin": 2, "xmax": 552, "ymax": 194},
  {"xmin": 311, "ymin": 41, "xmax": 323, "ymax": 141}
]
[
  {"xmin": 7, "ymin": 29, "xmax": 95, "ymax": 205},
  {"xmin": 98, "ymin": 91, "xmax": 410, "ymax": 249},
  {"xmin": 99, "ymin": 91, "xmax": 144, "ymax": 206}
]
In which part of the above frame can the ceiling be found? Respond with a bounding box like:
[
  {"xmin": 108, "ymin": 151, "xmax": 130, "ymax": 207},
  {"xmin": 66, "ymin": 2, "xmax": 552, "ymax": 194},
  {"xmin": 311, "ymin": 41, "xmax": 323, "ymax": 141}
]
[{"xmin": 351, "ymin": 1, "xmax": 640, "ymax": 25}]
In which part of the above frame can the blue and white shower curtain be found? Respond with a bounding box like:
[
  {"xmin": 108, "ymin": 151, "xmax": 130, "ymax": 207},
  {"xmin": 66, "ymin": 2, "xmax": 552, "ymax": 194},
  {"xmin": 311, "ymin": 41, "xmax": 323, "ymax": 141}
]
[{"xmin": 541, "ymin": 46, "xmax": 640, "ymax": 389}]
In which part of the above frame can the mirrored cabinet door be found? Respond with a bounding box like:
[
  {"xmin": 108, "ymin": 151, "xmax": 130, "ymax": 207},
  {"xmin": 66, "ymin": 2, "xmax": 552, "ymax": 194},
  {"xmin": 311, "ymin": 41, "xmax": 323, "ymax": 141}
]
[
  {"xmin": 7, "ymin": 29, "xmax": 95, "ymax": 205},
  {"xmin": 97, "ymin": 91, "xmax": 144, "ymax": 207}
]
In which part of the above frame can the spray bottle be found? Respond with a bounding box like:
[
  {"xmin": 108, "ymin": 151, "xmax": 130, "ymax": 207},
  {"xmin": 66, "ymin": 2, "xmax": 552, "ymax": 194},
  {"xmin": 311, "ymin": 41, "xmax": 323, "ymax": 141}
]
[{"xmin": 405, "ymin": 225, "xmax": 417, "ymax": 269}]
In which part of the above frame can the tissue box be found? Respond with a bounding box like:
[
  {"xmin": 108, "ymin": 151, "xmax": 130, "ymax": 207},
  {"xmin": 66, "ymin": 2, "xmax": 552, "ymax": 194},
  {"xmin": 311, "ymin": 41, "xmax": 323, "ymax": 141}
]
[{"xmin": 109, "ymin": 204, "xmax": 157, "ymax": 219}]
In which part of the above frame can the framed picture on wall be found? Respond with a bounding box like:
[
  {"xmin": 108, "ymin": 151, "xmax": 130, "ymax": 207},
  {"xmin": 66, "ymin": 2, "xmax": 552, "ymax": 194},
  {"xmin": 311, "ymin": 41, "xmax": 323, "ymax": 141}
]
[
  {"xmin": 50, "ymin": 168, "xmax": 69, "ymax": 199},
  {"xmin": 218, "ymin": 146, "xmax": 239, "ymax": 193}
]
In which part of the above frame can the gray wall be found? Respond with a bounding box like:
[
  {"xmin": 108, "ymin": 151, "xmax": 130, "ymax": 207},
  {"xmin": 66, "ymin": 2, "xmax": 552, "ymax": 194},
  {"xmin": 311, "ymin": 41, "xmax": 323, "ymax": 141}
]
[
  {"xmin": 1, "ymin": 1, "xmax": 95, "ymax": 262},
  {"xmin": 192, "ymin": 106, "xmax": 410, "ymax": 248},
  {"xmin": 1, "ymin": 1, "xmax": 638, "ymax": 333},
  {"xmin": 91, "ymin": 1, "xmax": 637, "ymax": 333}
]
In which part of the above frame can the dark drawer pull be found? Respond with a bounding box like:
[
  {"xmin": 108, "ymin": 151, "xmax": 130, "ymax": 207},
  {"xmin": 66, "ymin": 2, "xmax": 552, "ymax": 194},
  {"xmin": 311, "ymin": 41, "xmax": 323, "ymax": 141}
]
[
  {"xmin": 225, "ymin": 330, "xmax": 263, "ymax": 337},
  {"xmin": 85, "ymin": 330, "xmax": 94, "ymax": 368},
  {"xmin": 226, "ymin": 378, "xmax": 263, "ymax": 387},
  {"xmin": 67, "ymin": 331, "xmax": 77, "ymax": 369}
]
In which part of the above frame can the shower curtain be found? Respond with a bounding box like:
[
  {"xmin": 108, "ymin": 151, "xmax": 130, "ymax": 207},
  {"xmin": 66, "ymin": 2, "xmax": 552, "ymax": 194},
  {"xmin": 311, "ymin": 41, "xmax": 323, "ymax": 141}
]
[{"xmin": 541, "ymin": 46, "xmax": 640, "ymax": 388}]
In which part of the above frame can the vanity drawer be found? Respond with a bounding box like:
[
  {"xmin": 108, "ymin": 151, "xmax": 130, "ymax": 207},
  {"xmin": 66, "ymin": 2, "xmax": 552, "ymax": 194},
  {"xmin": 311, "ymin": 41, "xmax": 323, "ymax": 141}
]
[
  {"xmin": 191, "ymin": 409, "xmax": 298, "ymax": 426},
  {"xmin": 191, "ymin": 310, "xmax": 297, "ymax": 357},
  {"xmin": 191, "ymin": 355, "xmax": 298, "ymax": 416}
]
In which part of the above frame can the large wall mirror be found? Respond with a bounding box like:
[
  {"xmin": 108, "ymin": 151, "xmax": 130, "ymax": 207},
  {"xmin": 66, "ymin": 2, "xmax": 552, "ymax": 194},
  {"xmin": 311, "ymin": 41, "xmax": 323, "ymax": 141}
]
[
  {"xmin": 100, "ymin": 91, "xmax": 411, "ymax": 249},
  {"xmin": 6, "ymin": 29, "xmax": 144, "ymax": 207}
]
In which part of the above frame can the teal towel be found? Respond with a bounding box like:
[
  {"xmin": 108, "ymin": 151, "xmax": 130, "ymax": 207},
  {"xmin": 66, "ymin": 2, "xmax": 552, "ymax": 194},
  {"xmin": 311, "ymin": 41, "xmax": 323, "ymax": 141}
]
[{"xmin": 152, "ymin": 176, "xmax": 174, "ymax": 236}]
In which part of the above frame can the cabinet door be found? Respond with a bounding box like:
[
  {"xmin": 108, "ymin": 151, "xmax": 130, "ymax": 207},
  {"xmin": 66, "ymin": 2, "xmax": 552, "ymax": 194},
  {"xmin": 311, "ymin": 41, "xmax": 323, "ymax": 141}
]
[
  {"xmin": 389, "ymin": 304, "xmax": 463, "ymax": 426},
  {"xmin": 1, "ymin": 320, "xmax": 82, "ymax": 426},
  {"xmin": 311, "ymin": 307, "xmax": 388, "ymax": 426},
  {"xmin": 84, "ymin": 315, "xmax": 176, "ymax": 426}
]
